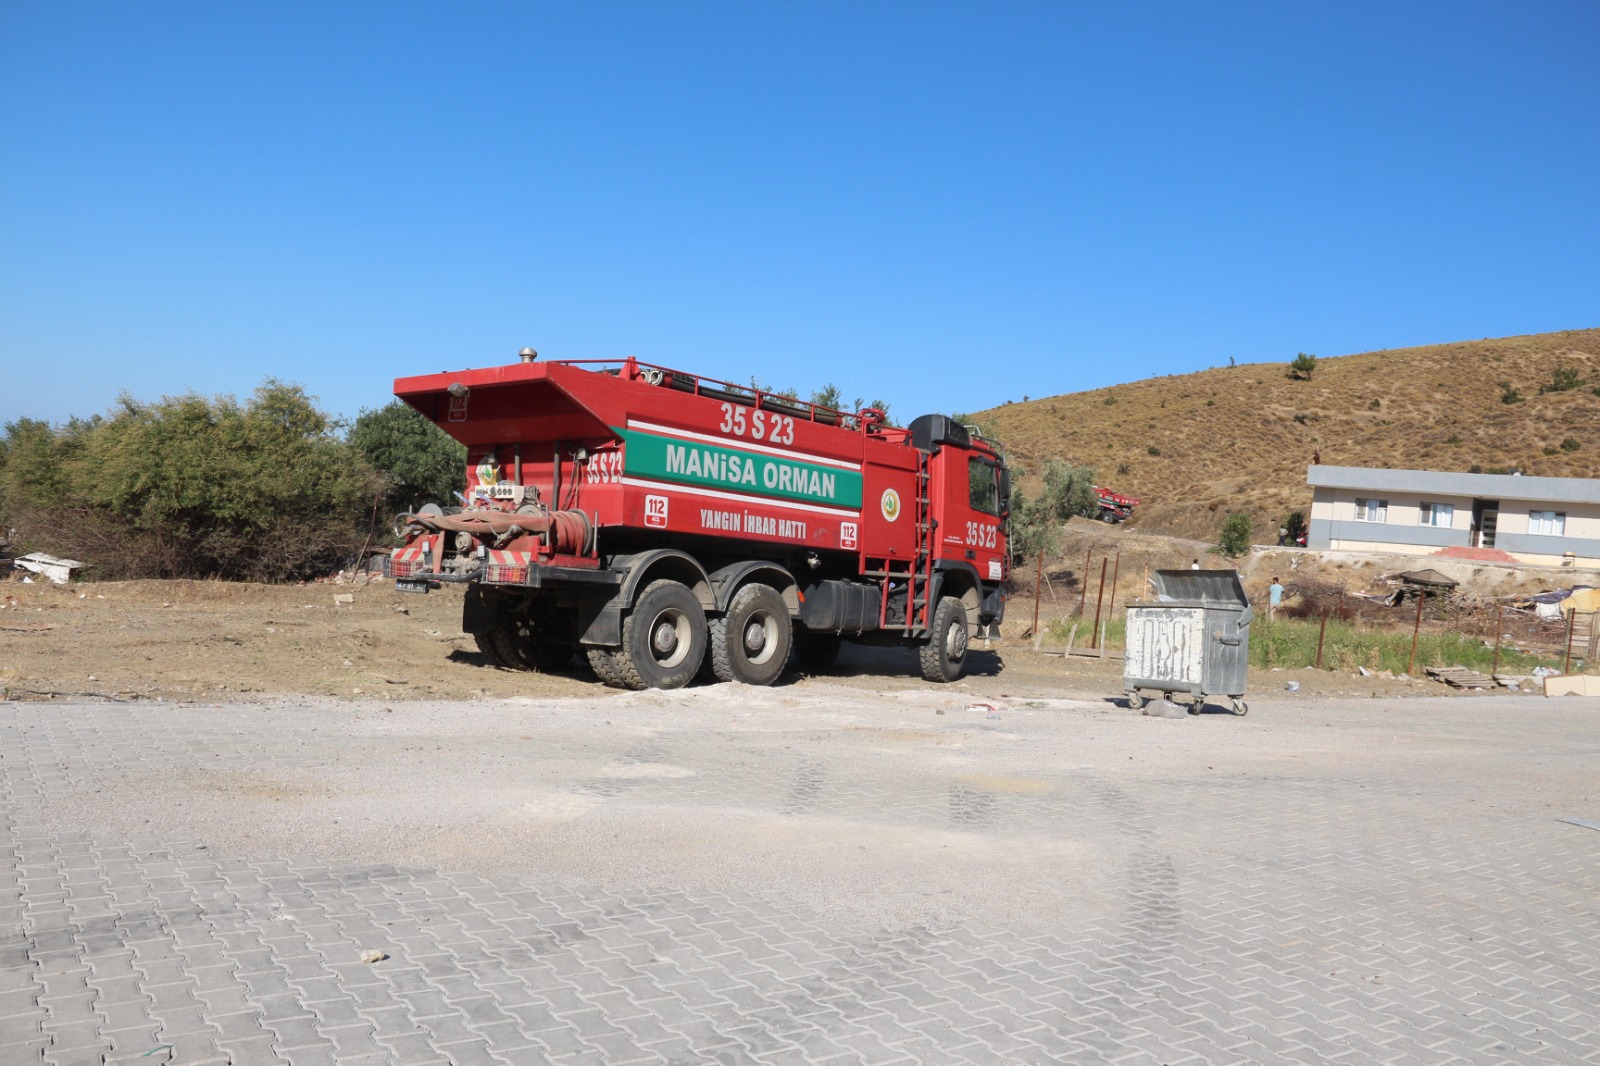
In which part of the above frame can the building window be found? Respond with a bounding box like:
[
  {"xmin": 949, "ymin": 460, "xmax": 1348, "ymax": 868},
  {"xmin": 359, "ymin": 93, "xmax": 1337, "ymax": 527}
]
[
  {"xmin": 1419, "ymin": 502, "xmax": 1453, "ymax": 528},
  {"xmin": 1529, "ymin": 510, "xmax": 1566, "ymax": 536},
  {"xmin": 1355, "ymin": 498, "xmax": 1388, "ymax": 522}
]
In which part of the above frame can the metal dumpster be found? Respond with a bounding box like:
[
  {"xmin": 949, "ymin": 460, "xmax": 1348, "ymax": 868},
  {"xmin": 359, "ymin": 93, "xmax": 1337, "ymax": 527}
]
[{"xmin": 1124, "ymin": 569, "xmax": 1254, "ymax": 715}]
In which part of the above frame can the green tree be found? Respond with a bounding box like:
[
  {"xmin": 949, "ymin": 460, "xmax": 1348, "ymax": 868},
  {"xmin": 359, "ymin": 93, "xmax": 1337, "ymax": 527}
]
[
  {"xmin": 809, "ymin": 384, "xmax": 844, "ymax": 410},
  {"xmin": 1218, "ymin": 512, "xmax": 1253, "ymax": 557},
  {"xmin": 349, "ymin": 400, "xmax": 468, "ymax": 514},
  {"xmin": 1007, "ymin": 459, "xmax": 1098, "ymax": 561},
  {"xmin": 1288, "ymin": 352, "xmax": 1318, "ymax": 380},
  {"xmin": 0, "ymin": 381, "xmax": 377, "ymax": 581}
]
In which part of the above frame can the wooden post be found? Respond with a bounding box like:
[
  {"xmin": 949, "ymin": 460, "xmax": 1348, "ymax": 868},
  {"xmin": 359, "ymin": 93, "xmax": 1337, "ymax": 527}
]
[
  {"xmin": 1563, "ymin": 607, "xmax": 1577, "ymax": 674},
  {"xmin": 1408, "ymin": 590, "xmax": 1425, "ymax": 677},
  {"xmin": 1079, "ymin": 548, "xmax": 1092, "ymax": 616},
  {"xmin": 1065, "ymin": 623, "xmax": 1078, "ymax": 660},
  {"xmin": 1491, "ymin": 604, "xmax": 1503, "ymax": 677},
  {"xmin": 1314, "ymin": 610, "xmax": 1328, "ymax": 670},
  {"xmin": 1090, "ymin": 558, "xmax": 1108, "ymax": 649},
  {"xmin": 1098, "ymin": 619, "xmax": 1107, "ymax": 658},
  {"xmin": 1107, "ymin": 551, "xmax": 1122, "ymax": 621},
  {"xmin": 1031, "ymin": 549, "xmax": 1043, "ymax": 643}
]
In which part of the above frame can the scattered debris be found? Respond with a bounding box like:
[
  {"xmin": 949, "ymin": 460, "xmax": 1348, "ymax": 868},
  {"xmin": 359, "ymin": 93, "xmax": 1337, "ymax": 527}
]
[
  {"xmin": 12, "ymin": 553, "xmax": 83, "ymax": 584},
  {"xmin": 1557, "ymin": 817, "xmax": 1600, "ymax": 833},
  {"xmin": 334, "ymin": 594, "xmax": 355, "ymax": 607},
  {"xmin": 1425, "ymin": 666, "xmax": 1496, "ymax": 690},
  {"xmin": 1542, "ymin": 674, "xmax": 1600, "ymax": 697},
  {"xmin": 359, "ymin": 949, "xmax": 389, "ymax": 964}
]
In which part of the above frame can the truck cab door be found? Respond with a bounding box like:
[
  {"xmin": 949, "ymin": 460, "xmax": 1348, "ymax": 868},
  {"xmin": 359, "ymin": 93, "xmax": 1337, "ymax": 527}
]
[{"xmin": 933, "ymin": 449, "xmax": 1007, "ymax": 584}]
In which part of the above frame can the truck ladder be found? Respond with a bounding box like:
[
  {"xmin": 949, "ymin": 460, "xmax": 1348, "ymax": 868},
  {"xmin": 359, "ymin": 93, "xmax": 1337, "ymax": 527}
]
[
  {"xmin": 865, "ymin": 453, "xmax": 936, "ymax": 634},
  {"xmin": 912, "ymin": 452, "xmax": 933, "ymax": 632}
]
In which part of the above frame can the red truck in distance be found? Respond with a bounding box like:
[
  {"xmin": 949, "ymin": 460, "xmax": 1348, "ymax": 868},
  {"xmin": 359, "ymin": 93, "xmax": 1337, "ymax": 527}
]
[{"xmin": 389, "ymin": 354, "xmax": 1011, "ymax": 689}]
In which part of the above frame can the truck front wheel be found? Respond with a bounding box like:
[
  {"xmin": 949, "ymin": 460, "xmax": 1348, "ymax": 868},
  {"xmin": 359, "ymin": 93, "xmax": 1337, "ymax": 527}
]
[
  {"xmin": 615, "ymin": 580, "xmax": 707, "ymax": 690},
  {"xmin": 919, "ymin": 596, "xmax": 970, "ymax": 683},
  {"xmin": 709, "ymin": 583, "xmax": 791, "ymax": 686}
]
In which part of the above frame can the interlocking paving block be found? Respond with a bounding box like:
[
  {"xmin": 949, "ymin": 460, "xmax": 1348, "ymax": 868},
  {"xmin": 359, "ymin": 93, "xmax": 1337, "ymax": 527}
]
[{"xmin": 3, "ymin": 699, "xmax": 1599, "ymax": 1065}]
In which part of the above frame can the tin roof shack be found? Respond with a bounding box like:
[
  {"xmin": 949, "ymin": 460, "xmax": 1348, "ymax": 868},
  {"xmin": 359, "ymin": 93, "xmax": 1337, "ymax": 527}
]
[
  {"xmin": 1385, "ymin": 569, "xmax": 1460, "ymax": 605},
  {"xmin": 1306, "ymin": 466, "xmax": 1600, "ymax": 567}
]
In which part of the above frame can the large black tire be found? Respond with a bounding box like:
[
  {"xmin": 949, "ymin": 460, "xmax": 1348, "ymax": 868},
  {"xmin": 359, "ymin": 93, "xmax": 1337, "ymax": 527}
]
[
  {"xmin": 586, "ymin": 647, "xmax": 629, "ymax": 688},
  {"xmin": 474, "ymin": 631, "xmax": 515, "ymax": 668},
  {"xmin": 478, "ymin": 622, "xmax": 532, "ymax": 669},
  {"xmin": 793, "ymin": 632, "xmax": 842, "ymax": 675},
  {"xmin": 919, "ymin": 596, "xmax": 970, "ymax": 683},
  {"xmin": 708, "ymin": 584, "xmax": 791, "ymax": 686},
  {"xmin": 614, "ymin": 580, "xmax": 707, "ymax": 690}
]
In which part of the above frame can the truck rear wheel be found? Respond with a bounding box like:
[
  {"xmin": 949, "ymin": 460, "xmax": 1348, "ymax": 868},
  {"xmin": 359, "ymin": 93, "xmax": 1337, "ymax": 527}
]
[
  {"xmin": 709, "ymin": 584, "xmax": 790, "ymax": 686},
  {"xmin": 919, "ymin": 596, "xmax": 970, "ymax": 683},
  {"xmin": 586, "ymin": 647, "xmax": 628, "ymax": 687},
  {"xmin": 475, "ymin": 631, "xmax": 516, "ymax": 668},
  {"xmin": 615, "ymin": 580, "xmax": 707, "ymax": 690}
]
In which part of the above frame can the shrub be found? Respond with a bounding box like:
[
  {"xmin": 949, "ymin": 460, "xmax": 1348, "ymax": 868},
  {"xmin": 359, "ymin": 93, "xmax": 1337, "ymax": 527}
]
[
  {"xmin": 1368, "ymin": 398, "xmax": 1381, "ymax": 410},
  {"xmin": 1561, "ymin": 437, "xmax": 1581, "ymax": 452},
  {"xmin": 1539, "ymin": 366, "xmax": 1588, "ymax": 394},
  {"xmin": 1499, "ymin": 381, "xmax": 1524, "ymax": 404},
  {"xmin": 0, "ymin": 381, "xmax": 378, "ymax": 582},
  {"xmin": 349, "ymin": 401, "xmax": 467, "ymax": 515},
  {"xmin": 1288, "ymin": 353, "xmax": 1317, "ymax": 380},
  {"xmin": 1147, "ymin": 446, "xmax": 1161, "ymax": 457},
  {"xmin": 1218, "ymin": 512, "xmax": 1253, "ymax": 557}
]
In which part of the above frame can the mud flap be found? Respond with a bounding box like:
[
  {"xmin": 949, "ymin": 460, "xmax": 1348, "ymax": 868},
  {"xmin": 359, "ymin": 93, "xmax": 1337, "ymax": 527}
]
[
  {"xmin": 462, "ymin": 585, "xmax": 498, "ymax": 635},
  {"xmin": 577, "ymin": 602, "xmax": 623, "ymax": 647}
]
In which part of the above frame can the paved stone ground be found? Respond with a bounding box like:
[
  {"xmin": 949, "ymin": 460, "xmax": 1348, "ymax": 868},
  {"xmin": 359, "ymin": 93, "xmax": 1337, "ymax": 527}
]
[{"xmin": 2, "ymin": 691, "xmax": 1598, "ymax": 1065}]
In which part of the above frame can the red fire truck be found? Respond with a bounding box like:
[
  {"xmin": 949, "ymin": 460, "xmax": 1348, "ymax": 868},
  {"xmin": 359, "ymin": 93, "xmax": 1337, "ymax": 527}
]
[
  {"xmin": 389, "ymin": 354, "xmax": 1011, "ymax": 689},
  {"xmin": 1094, "ymin": 486, "xmax": 1139, "ymax": 523}
]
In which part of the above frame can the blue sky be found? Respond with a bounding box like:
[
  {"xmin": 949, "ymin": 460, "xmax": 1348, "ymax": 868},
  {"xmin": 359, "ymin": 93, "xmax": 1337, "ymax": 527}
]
[{"xmin": 3, "ymin": 1, "xmax": 1597, "ymax": 427}]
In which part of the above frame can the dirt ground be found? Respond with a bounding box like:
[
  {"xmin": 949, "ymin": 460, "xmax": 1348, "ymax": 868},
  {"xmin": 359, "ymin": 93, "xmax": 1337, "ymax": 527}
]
[{"xmin": 0, "ymin": 563, "xmax": 1544, "ymax": 706}]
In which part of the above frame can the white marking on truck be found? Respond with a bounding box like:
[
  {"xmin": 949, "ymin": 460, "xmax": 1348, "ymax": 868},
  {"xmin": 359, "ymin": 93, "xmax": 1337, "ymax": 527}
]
[{"xmin": 629, "ymin": 419, "xmax": 860, "ymax": 470}]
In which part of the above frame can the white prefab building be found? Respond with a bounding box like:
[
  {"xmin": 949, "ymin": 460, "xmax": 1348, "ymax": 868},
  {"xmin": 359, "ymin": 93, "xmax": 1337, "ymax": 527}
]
[{"xmin": 1306, "ymin": 466, "xmax": 1600, "ymax": 567}]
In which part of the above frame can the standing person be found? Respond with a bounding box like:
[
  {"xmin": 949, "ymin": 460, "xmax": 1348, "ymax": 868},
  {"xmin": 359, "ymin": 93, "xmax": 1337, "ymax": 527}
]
[
  {"xmin": 1268, "ymin": 576, "xmax": 1284, "ymax": 620},
  {"xmin": 1191, "ymin": 558, "xmax": 1201, "ymax": 570}
]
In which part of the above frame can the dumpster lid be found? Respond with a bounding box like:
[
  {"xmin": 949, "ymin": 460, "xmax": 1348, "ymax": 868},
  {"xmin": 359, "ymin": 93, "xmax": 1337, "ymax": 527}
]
[{"xmin": 1137, "ymin": 569, "xmax": 1250, "ymax": 608}]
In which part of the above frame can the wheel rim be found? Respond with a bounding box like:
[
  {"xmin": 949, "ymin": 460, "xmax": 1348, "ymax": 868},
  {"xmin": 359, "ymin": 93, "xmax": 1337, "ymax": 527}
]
[
  {"xmin": 649, "ymin": 608, "xmax": 692, "ymax": 669},
  {"xmin": 945, "ymin": 619, "xmax": 967, "ymax": 661},
  {"xmin": 742, "ymin": 611, "xmax": 781, "ymax": 666}
]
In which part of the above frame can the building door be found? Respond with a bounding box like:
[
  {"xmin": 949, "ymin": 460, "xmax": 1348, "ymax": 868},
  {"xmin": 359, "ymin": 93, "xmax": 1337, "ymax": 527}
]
[{"xmin": 1472, "ymin": 499, "xmax": 1499, "ymax": 548}]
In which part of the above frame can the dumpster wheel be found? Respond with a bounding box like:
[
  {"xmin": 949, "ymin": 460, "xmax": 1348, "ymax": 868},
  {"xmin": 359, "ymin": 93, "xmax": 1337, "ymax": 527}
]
[
  {"xmin": 1124, "ymin": 691, "xmax": 1144, "ymax": 711},
  {"xmin": 1231, "ymin": 699, "xmax": 1248, "ymax": 716},
  {"xmin": 1187, "ymin": 694, "xmax": 1204, "ymax": 715}
]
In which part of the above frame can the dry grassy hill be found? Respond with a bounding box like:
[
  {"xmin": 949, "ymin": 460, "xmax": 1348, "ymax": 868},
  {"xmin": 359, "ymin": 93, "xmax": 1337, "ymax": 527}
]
[{"xmin": 974, "ymin": 328, "xmax": 1600, "ymax": 543}]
